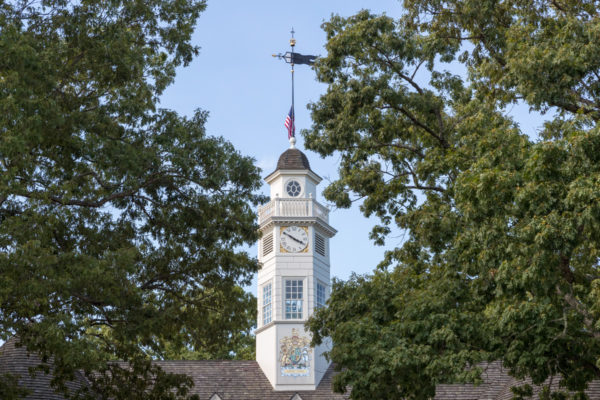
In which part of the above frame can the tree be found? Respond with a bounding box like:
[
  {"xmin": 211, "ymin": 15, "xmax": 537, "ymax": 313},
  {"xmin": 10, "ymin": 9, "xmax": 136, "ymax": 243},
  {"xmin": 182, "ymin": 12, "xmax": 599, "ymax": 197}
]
[
  {"xmin": 305, "ymin": 1, "xmax": 600, "ymax": 399},
  {"xmin": 0, "ymin": 0, "xmax": 263, "ymax": 398}
]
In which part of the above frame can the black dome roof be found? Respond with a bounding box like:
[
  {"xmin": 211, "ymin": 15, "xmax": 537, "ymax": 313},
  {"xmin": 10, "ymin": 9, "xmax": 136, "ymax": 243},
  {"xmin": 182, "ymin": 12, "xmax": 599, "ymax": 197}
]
[{"xmin": 276, "ymin": 148, "xmax": 311, "ymax": 170}]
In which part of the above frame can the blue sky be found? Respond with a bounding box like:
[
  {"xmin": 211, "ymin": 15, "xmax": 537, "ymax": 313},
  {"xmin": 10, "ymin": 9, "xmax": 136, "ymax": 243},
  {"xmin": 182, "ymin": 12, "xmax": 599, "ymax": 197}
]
[
  {"xmin": 159, "ymin": 0, "xmax": 550, "ymax": 294},
  {"xmin": 160, "ymin": 1, "xmax": 405, "ymax": 292}
]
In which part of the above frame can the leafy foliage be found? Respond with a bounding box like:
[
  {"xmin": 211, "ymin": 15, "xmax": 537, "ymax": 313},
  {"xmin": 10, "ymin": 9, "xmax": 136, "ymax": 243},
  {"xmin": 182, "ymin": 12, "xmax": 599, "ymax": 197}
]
[
  {"xmin": 305, "ymin": 1, "xmax": 600, "ymax": 399},
  {"xmin": 0, "ymin": 373, "xmax": 30, "ymax": 399},
  {"xmin": 0, "ymin": 0, "xmax": 263, "ymax": 398}
]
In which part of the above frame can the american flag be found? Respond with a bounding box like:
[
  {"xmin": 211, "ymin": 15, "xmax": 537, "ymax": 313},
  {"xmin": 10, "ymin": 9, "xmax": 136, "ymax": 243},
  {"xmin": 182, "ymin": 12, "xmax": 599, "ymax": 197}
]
[{"xmin": 284, "ymin": 106, "xmax": 295, "ymax": 139}]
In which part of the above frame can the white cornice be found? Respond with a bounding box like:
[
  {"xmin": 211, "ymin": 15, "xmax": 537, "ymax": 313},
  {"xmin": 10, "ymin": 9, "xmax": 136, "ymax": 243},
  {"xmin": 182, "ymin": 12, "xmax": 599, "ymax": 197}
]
[
  {"xmin": 264, "ymin": 169, "xmax": 322, "ymax": 185},
  {"xmin": 254, "ymin": 320, "xmax": 308, "ymax": 335},
  {"xmin": 259, "ymin": 216, "xmax": 337, "ymax": 237}
]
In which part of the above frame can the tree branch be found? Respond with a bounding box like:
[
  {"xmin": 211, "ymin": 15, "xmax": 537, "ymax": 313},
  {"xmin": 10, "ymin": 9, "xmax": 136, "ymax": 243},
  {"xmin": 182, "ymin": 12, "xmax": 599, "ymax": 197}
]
[
  {"xmin": 387, "ymin": 104, "xmax": 450, "ymax": 148},
  {"xmin": 556, "ymin": 285, "xmax": 599, "ymax": 338}
]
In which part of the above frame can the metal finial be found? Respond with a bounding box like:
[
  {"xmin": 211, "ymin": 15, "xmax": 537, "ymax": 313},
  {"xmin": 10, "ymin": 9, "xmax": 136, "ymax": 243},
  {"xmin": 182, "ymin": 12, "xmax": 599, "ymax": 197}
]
[
  {"xmin": 273, "ymin": 29, "xmax": 316, "ymax": 66},
  {"xmin": 290, "ymin": 27, "xmax": 296, "ymax": 47},
  {"xmin": 289, "ymin": 136, "xmax": 296, "ymax": 149}
]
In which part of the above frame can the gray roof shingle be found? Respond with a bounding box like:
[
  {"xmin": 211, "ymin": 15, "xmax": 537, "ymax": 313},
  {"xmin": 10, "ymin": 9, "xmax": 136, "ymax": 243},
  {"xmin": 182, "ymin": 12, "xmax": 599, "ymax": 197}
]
[
  {"xmin": 276, "ymin": 148, "xmax": 311, "ymax": 171},
  {"xmin": 4, "ymin": 337, "xmax": 600, "ymax": 400},
  {"xmin": 0, "ymin": 337, "xmax": 89, "ymax": 400},
  {"xmin": 0, "ymin": 337, "xmax": 349, "ymax": 400},
  {"xmin": 154, "ymin": 360, "xmax": 350, "ymax": 400},
  {"xmin": 434, "ymin": 361, "xmax": 600, "ymax": 400}
]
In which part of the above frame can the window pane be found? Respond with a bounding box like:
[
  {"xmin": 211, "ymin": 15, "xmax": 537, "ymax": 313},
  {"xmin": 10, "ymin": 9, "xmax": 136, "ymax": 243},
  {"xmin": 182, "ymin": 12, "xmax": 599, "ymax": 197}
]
[
  {"xmin": 262, "ymin": 283, "xmax": 272, "ymax": 325},
  {"xmin": 284, "ymin": 279, "xmax": 303, "ymax": 319},
  {"xmin": 316, "ymin": 282, "xmax": 326, "ymax": 309}
]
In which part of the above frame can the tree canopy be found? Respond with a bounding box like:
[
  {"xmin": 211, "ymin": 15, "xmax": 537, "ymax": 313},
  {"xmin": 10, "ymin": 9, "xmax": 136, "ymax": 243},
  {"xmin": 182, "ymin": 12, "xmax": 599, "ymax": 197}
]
[
  {"xmin": 0, "ymin": 0, "xmax": 262, "ymax": 398},
  {"xmin": 305, "ymin": 1, "xmax": 600, "ymax": 399}
]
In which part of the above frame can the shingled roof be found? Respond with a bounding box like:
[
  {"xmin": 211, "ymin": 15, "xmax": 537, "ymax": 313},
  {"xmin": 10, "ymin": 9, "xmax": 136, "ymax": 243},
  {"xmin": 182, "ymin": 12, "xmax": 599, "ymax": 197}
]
[
  {"xmin": 435, "ymin": 362, "xmax": 515, "ymax": 400},
  {"xmin": 0, "ymin": 337, "xmax": 89, "ymax": 400},
  {"xmin": 0, "ymin": 337, "xmax": 348, "ymax": 400},
  {"xmin": 155, "ymin": 360, "xmax": 349, "ymax": 400},
  {"xmin": 276, "ymin": 148, "xmax": 311, "ymax": 171},
  {"xmin": 3, "ymin": 337, "xmax": 600, "ymax": 400},
  {"xmin": 434, "ymin": 361, "xmax": 600, "ymax": 400}
]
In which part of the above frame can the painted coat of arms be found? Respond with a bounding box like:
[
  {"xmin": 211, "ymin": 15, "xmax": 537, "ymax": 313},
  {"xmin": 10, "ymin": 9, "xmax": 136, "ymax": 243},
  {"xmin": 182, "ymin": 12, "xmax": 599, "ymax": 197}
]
[{"xmin": 279, "ymin": 328, "xmax": 312, "ymax": 377}]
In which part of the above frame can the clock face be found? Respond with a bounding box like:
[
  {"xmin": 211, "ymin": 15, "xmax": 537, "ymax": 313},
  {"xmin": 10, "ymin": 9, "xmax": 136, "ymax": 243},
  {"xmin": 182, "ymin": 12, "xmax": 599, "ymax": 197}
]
[{"xmin": 280, "ymin": 226, "xmax": 309, "ymax": 253}]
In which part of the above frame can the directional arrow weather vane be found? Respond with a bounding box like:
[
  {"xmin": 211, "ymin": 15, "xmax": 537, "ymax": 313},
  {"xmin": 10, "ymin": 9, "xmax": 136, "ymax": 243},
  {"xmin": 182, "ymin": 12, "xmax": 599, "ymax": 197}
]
[{"xmin": 273, "ymin": 28, "xmax": 317, "ymax": 148}]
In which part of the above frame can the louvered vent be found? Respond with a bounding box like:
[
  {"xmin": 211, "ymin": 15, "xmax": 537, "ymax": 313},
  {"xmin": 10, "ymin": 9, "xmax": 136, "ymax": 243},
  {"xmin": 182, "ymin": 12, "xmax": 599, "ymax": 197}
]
[
  {"xmin": 315, "ymin": 233, "xmax": 326, "ymax": 256},
  {"xmin": 262, "ymin": 233, "xmax": 273, "ymax": 256}
]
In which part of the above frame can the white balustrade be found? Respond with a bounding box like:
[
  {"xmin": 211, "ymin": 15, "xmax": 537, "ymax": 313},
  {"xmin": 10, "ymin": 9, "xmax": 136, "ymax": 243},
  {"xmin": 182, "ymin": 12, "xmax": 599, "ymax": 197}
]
[{"xmin": 258, "ymin": 198, "xmax": 329, "ymax": 224}]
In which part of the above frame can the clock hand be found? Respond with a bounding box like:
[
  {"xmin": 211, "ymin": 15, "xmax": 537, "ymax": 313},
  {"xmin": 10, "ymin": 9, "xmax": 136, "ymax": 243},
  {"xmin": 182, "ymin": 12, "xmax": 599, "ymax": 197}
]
[
  {"xmin": 283, "ymin": 232, "xmax": 302, "ymax": 244},
  {"xmin": 283, "ymin": 232, "xmax": 305, "ymax": 245}
]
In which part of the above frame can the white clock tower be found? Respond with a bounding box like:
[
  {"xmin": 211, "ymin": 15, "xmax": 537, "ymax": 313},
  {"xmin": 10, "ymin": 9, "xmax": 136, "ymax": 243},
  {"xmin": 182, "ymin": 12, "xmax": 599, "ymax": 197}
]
[{"xmin": 255, "ymin": 139, "xmax": 337, "ymax": 391}]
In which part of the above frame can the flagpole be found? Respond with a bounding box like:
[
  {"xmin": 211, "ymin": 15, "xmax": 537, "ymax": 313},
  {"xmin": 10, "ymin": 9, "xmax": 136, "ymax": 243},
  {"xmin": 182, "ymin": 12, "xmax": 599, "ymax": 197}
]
[
  {"xmin": 273, "ymin": 29, "xmax": 316, "ymax": 147},
  {"xmin": 290, "ymin": 28, "xmax": 296, "ymax": 146}
]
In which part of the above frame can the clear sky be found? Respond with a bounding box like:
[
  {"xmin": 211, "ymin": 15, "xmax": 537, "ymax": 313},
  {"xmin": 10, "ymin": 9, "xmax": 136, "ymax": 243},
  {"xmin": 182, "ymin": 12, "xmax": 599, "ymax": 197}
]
[
  {"xmin": 159, "ymin": 0, "xmax": 549, "ymax": 294},
  {"xmin": 159, "ymin": 0, "xmax": 406, "ymax": 292}
]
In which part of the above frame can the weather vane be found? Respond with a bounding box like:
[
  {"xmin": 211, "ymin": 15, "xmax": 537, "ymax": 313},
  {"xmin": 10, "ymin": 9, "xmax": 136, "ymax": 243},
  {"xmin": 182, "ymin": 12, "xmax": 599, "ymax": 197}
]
[{"xmin": 273, "ymin": 28, "xmax": 317, "ymax": 148}]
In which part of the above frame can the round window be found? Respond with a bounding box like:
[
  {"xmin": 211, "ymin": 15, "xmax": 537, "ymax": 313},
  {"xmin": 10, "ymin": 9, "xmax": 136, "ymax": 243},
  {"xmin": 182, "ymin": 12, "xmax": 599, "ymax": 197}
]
[{"xmin": 286, "ymin": 180, "xmax": 302, "ymax": 197}]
